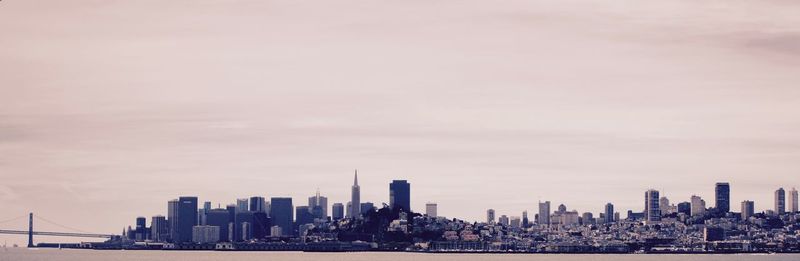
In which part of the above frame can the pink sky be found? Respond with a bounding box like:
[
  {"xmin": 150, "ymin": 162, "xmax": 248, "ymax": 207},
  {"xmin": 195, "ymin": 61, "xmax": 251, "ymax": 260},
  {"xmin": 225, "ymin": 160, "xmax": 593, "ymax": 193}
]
[{"xmin": 1, "ymin": 0, "xmax": 800, "ymax": 246}]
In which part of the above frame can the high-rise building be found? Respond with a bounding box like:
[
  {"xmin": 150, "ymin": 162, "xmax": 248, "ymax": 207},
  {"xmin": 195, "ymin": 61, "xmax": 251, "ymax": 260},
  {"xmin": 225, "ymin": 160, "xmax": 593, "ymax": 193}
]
[
  {"xmin": 236, "ymin": 199, "xmax": 249, "ymax": 213},
  {"xmin": 581, "ymin": 212, "xmax": 594, "ymax": 225},
  {"xmin": 205, "ymin": 209, "xmax": 231, "ymax": 242},
  {"xmin": 252, "ymin": 212, "xmax": 271, "ymax": 239},
  {"xmin": 176, "ymin": 196, "xmax": 198, "ymax": 243},
  {"xmin": 645, "ymin": 189, "xmax": 661, "ymax": 222},
  {"xmin": 295, "ymin": 206, "xmax": 314, "ymax": 230},
  {"xmin": 677, "ymin": 202, "xmax": 691, "ymax": 216},
  {"xmin": 426, "ymin": 203, "xmax": 438, "ymax": 217},
  {"xmin": 775, "ymin": 188, "xmax": 786, "ymax": 215},
  {"xmin": 510, "ymin": 216, "xmax": 521, "ymax": 227},
  {"xmin": 135, "ymin": 217, "xmax": 147, "ymax": 241},
  {"xmin": 741, "ymin": 200, "xmax": 755, "ymax": 220},
  {"xmin": 270, "ymin": 197, "xmax": 294, "ymax": 236},
  {"xmin": 250, "ymin": 197, "xmax": 267, "ymax": 213},
  {"xmin": 522, "ymin": 211, "xmax": 529, "ymax": 228},
  {"xmin": 233, "ymin": 210, "xmax": 253, "ymax": 242},
  {"xmin": 151, "ymin": 215, "xmax": 168, "ymax": 242},
  {"xmin": 691, "ymin": 195, "xmax": 706, "ymax": 216},
  {"xmin": 350, "ymin": 170, "xmax": 361, "ymax": 219},
  {"xmin": 167, "ymin": 199, "xmax": 179, "ymax": 242},
  {"xmin": 715, "ymin": 182, "xmax": 730, "ymax": 213},
  {"xmin": 604, "ymin": 203, "xmax": 614, "ymax": 223},
  {"xmin": 538, "ymin": 201, "xmax": 551, "ymax": 225},
  {"xmin": 789, "ymin": 188, "xmax": 798, "ymax": 213},
  {"xmin": 499, "ymin": 215, "xmax": 509, "ymax": 226},
  {"xmin": 390, "ymin": 180, "xmax": 411, "ymax": 212},
  {"xmin": 360, "ymin": 202, "xmax": 375, "ymax": 214},
  {"xmin": 486, "ymin": 209, "xmax": 495, "ymax": 224},
  {"xmin": 659, "ymin": 197, "xmax": 670, "ymax": 216},
  {"xmin": 332, "ymin": 203, "xmax": 345, "ymax": 220},
  {"xmin": 308, "ymin": 190, "xmax": 328, "ymax": 219},
  {"xmin": 200, "ymin": 201, "xmax": 211, "ymax": 225}
]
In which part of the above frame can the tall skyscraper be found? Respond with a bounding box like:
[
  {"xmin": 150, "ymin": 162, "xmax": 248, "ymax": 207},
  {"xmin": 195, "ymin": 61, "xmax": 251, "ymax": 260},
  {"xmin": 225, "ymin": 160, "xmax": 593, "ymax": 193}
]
[
  {"xmin": 331, "ymin": 203, "xmax": 344, "ymax": 220},
  {"xmin": 176, "ymin": 196, "xmax": 198, "ymax": 243},
  {"xmin": 604, "ymin": 203, "xmax": 614, "ymax": 223},
  {"xmin": 150, "ymin": 215, "xmax": 168, "ymax": 242},
  {"xmin": 538, "ymin": 201, "xmax": 551, "ymax": 226},
  {"xmin": 677, "ymin": 202, "xmax": 691, "ymax": 216},
  {"xmin": 522, "ymin": 211, "xmax": 529, "ymax": 228},
  {"xmin": 250, "ymin": 197, "xmax": 267, "ymax": 213},
  {"xmin": 645, "ymin": 189, "xmax": 661, "ymax": 222},
  {"xmin": 270, "ymin": 197, "xmax": 294, "ymax": 236},
  {"xmin": 426, "ymin": 203, "xmax": 438, "ymax": 217},
  {"xmin": 206, "ymin": 208, "xmax": 231, "ymax": 242},
  {"xmin": 308, "ymin": 190, "xmax": 328, "ymax": 219},
  {"xmin": 350, "ymin": 170, "xmax": 361, "ymax": 219},
  {"xmin": 236, "ymin": 198, "xmax": 248, "ymax": 213},
  {"xmin": 775, "ymin": 188, "xmax": 786, "ymax": 215},
  {"xmin": 486, "ymin": 209, "xmax": 495, "ymax": 224},
  {"xmin": 389, "ymin": 180, "xmax": 411, "ymax": 212},
  {"xmin": 295, "ymin": 206, "xmax": 314, "ymax": 228},
  {"xmin": 789, "ymin": 188, "xmax": 799, "ymax": 213},
  {"xmin": 715, "ymin": 182, "xmax": 730, "ymax": 213},
  {"xmin": 691, "ymin": 195, "xmax": 706, "ymax": 216},
  {"xmin": 741, "ymin": 200, "xmax": 755, "ymax": 220},
  {"xmin": 167, "ymin": 199, "xmax": 178, "ymax": 242},
  {"xmin": 659, "ymin": 197, "xmax": 670, "ymax": 215}
]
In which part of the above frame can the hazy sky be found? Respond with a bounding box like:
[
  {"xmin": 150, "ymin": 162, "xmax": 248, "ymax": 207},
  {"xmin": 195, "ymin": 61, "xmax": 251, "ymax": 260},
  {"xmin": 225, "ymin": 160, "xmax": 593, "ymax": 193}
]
[{"xmin": 2, "ymin": 0, "xmax": 800, "ymax": 245}]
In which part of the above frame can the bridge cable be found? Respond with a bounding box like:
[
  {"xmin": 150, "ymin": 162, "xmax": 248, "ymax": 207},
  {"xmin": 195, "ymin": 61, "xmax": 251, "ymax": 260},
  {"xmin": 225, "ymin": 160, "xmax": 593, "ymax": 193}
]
[
  {"xmin": 0, "ymin": 215, "xmax": 26, "ymax": 225},
  {"xmin": 33, "ymin": 215, "xmax": 93, "ymax": 234}
]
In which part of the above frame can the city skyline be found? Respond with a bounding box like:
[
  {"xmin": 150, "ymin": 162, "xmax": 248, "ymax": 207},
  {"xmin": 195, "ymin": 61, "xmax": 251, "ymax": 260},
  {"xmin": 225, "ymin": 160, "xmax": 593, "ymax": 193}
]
[{"xmin": 2, "ymin": 0, "xmax": 800, "ymax": 248}]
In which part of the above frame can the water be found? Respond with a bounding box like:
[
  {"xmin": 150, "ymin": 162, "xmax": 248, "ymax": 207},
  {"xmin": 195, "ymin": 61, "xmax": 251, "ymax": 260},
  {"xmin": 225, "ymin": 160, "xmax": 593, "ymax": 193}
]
[{"xmin": 1, "ymin": 249, "xmax": 798, "ymax": 261}]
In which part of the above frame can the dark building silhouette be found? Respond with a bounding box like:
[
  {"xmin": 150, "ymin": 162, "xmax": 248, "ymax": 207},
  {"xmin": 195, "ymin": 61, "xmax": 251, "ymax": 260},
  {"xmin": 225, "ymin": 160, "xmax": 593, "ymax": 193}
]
[
  {"xmin": 270, "ymin": 197, "xmax": 294, "ymax": 236},
  {"xmin": 205, "ymin": 208, "xmax": 230, "ymax": 242},
  {"xmin": 252, "ymin": 212, "xmax": 271, "ymax": 239},
  {"xmin": 677, "ymin": 202, "xmax": 691, "ymax": 216},
  {"xmin": 250, "ymin": 196, "xmax": 267, "ymax": 213},
  {"xmin": 331, "ymin": 203, "xmax": 344, "ymax": 220},
  {"xmin": 135, "ymin": 217, "xmax": 148, "ymax": 241},
  {"xmin": 715, "ymin": 182, "xmax": 730, "ymax": 213},
  {"xmin": 390, "ymin": 180, "xmax": 411, "ymax": 212},
  {"xmin": 295, "ymin": 206, "xmax": 314, "ymax": 232},
  {"xmin": 360, "ymin": 202, "xmax": 375, "ymax": 214},
  {"xmin": 234, "ymin": 211, "xmax": 254, "ymax": 241},
  {"xmin": 175, "ymin": 196, "xmax": 198, "ymax": 243}
]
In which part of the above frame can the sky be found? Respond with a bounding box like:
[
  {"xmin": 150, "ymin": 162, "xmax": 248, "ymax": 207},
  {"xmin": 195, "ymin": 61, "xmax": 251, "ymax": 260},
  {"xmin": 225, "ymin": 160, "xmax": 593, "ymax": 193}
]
[{"xmin": 1, "ymin": 0, "xmax": 800, "ymax": 246}]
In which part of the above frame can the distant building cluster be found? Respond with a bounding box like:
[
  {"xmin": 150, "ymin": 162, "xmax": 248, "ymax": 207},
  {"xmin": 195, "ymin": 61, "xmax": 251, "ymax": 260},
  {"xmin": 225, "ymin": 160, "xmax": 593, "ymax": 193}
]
[{"xmin": 114, "ymin": 175, "xmax": 800, "ymax": 253}]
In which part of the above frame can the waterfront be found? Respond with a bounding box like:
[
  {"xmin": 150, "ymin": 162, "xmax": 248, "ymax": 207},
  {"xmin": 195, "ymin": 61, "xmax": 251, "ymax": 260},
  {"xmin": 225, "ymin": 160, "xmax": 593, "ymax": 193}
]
[{"xmin": 1, "ymin": 249, "xmax": 799, "ymax": 261}]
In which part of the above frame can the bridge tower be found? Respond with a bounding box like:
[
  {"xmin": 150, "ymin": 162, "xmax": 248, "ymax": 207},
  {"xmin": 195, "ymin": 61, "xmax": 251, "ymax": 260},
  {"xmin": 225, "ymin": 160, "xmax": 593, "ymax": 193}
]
[{"xmin": 28, "ymin": 213, "xmax": 33, "ymax": 248}]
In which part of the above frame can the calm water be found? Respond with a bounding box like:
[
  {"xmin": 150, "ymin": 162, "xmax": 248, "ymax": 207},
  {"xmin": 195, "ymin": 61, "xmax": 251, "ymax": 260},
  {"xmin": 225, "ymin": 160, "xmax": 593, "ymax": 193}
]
[{"xmin": 1, "ymin": 249, "xmax": 797, "ymax": 261}]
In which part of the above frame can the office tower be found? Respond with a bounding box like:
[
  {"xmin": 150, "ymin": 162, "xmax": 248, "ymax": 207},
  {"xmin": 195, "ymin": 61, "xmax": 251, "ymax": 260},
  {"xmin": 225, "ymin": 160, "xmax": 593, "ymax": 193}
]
[
  {"xmin": 741, "ymin": 200, "xmax": 755, "ymax": 220},
  {"xmin": 499, "ymin": 215, "xmax": 509, "ymax": 226},
  {"xmin": 225, "ymin": 204, "xmax": 236, "ymax": 235},
  {"xmin": 135, "ymin": 217, "xmax": 147, "ymax": 241},
  {"xmin": 175, "ymin": 196, "xmax": 198, "ymax": 243},
  {"xmin": 789, "ymin": 188, "xmax": 799, "ymax": 213},
  {"xmin": 487, "ymin": 209, "xmax": 496, "ymax": 223},
  {"xmin": 715, "ymin": 182, "xmax": 730, "ymax": 213},
  {"xmin": 296, "ymin": 206, "xmax": 314, "ymax": 228},
  {"xmin": 270, "ymin": 197, "xmax": 294, "ymax": 236},
  {"xmin": 205, "ymin": 209, "xmax": 230, "ymax": 242},
  {"xmin": 581, "ymin": 212, "xmax": 594, "ymax": 225},
  {"xmin": 151, "ymin": 215, "xmax": 168, "ymax": 242},
  {"xmin": 691, "ymin": 195, "xmax": 706, "ymax": 216},
  {"xmin": 200, "ymin": 201, "xmax": 211, "ymax": 225},
  {"xmin": 645, "ymin": 189, "xmax": 661, "ymax": 222},
  {"xmin": 234, "ymin": 211, "xmax": 254, "ymax": 241},
  {"xmin": 390, "ymin": 180, "xmax": 411, "ymax": 212},
  {"xmin": 360, "ymin": 202, "xmax": 375, "ymax": 214},
  {"xmin": 167, "ymin": 199, "xmax": 178, "ymax": 242},
  {"xmin": 605, "ymin": 203, "xmax": 615, "ymax": 223},
  {"xmin": 510, "ymin": 216, "xmax": 521, "ymax": 228},
  {"xmin": 332, "ymin": 203, "xmax": 345, "ymax": 220},
  {"xmin": 252, "ymin": 212, "xmax": 271, "ymax": 239},
  {"xmin": 350, "ymin": 170, "xmax": 361, "ymax": 219},
  {"xmin": 522, "ymin": 211, "xmax": 529, "ymax": 228},
  {"xmin": 677, "ymin": 202, "xmax": 691, "ymax": 216},
  {"xmin": 426, "ymin": 203, "xmax": 438, "ymax": 217},
  {"xmin": 236, "ymin": 199, "xmax": 249, "ymax": 213},
  {"xmin": 308, "ymin": 190, "xmax": 328, "ymax": 219},
  {"xmin": 775, "ymin": 188, "xmax": 786, "ymax": 215},
  {"xmin": 614, "ymin": 212, "xmax": 620, "ymax": 222},
  {"xmin": 538, "ymin": 201, "xmax": 551, "ymax": 225},
  {"xmin": 250, "ymin": 197, "xmax": 267, "ymax": 213},
  {"xmin": 659, "ymin": 197, "xmax": 670, "ymax": 215},
  {"xmin": 192, "ymin": 225, "xmax": 220, "ymax": 244}
]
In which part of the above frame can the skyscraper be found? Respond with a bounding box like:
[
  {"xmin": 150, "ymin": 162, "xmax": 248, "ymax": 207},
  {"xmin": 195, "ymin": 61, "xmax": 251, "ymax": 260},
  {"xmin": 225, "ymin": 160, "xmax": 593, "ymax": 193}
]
[
  {"xmin": 250, "ymin": 197, "xmax": 267, "ymax": 213},
  {"xmin": 390, "ymin": 180, "xmax": 411, "ymax": 212},
  {"xmin": 659, "ymin": 197, "xmax": 670, "ymax": 216},
  {"xmin": 206, "ymin": 208, "xmax": 231, "ymax": 242},
  {"xmin": 426, "ymin": 203, "xmax": 438, "ymax": 217},
  {"xmin": 691, "ymin": 195, "xmax": 706, "ymax": 216},
  {"xmin": 308, "ymin": 190, "xmax": 328, "ymax": 219},
  {"xmin": 538, "ymin": 201, "xmax": 551, "ymax": 226},
  {"xmin": 236, "ymin": 198, "xmax": 248, "ymax": 213},
  {"xmin": 270, "ymin": 197, "xmax": 294, "ymax": 236},
  {"xmin": 332, "ymin": 203, "xmax": 344, "ymax": 220},
  {"xmin": 741, "ymin": 200, "xmax": 755, "ymax": 220},
  {"xmin": 522, "ymin": 211, "xmax": 529, "ymax": 228},
  {"xmin": 150, "ymin": 215, "xmax": 168, "ymax": 242},
  {"xmin": 486, "ymin": 209, "xmax": 495, "ymax": 224},
  {"xmin": 167, "ymin": 199, "xmax": 178, "ymax": 242},
  {"xmin": 645, "ymin": 189, "xmax": 661, "ymax": 222},
  {"xmin": 176, "ymin": 196, "xmax": 198, "ymax": 243},
  {"xmin": 499, "ymin": 215, "xmax": 509, "ymax": 226},
  {"xmin": 775, "ymin": 188, "xmax": 786, "ymax": 215},
  {"xmin": 350, "ymin": 170, "xmax": 361, "ymax": 219},
  {"xmin": 789, "ymin": 188, "xmax": 798, "ymax": 213},
  {"xmin": 715, "ymin": 182, "xmax": 730, "ymax": 213},
  {"xmin": 604, "ymin": 203, "xmax": 614, "ymax": 223},
  {"xmin": 295, "ymin": 206, "xmax": 314, "ymax": 229},
  {"xmin": 360, "ymin": 202, "xmax": 375, "ymax": 214}
]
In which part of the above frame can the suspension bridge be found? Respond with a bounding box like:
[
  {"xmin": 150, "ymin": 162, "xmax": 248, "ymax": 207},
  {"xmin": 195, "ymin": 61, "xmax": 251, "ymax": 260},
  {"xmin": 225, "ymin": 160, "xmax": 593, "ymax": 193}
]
[{"xmin": 0, "ymin": 213, "xmax": 117, "ymax": 247}]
